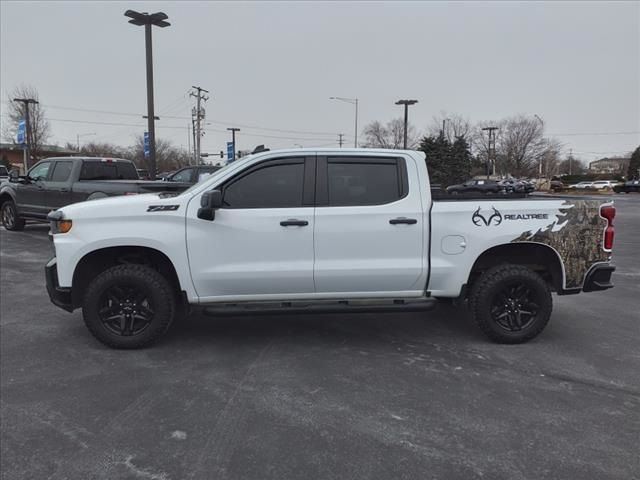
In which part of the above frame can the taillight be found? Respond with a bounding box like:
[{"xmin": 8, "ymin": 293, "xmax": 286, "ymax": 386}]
[{"xmin": 600, "ymin": 204, "xmax": 615, "ymax": 251}]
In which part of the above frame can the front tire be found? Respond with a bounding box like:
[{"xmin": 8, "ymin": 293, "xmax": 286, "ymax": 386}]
[
  {"xmin": 82, "ymin": 264, "xmax": 175, "ymax": 349},
  {"xmin": 1, "ymin": 200, "xmax": 25, "ymax": 231},
  {"xmin": 470, "ymin": 264, "xmax": 552, "ymax": 344}
]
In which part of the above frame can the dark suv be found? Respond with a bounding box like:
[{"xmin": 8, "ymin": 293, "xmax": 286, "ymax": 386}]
[{"xmin": 446, "ymin": 179, "xmax": 505, "ymax": 195}]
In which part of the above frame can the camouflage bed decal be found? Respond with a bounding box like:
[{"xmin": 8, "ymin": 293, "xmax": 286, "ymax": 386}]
[{"xmin": 511, "ymin": 200, "xmax": 609, "ymax": 289}]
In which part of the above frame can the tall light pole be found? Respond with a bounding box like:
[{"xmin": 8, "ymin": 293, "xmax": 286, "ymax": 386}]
[
  {"xmin": 330, "ymin": 97, "xmax": 358, "ymax": 147},
  {"xmin": 442, "ymin": 117, "xmax": 451, "ymax": 140},
  {"xmin": 124, "ymin": 10, "xmax": 170, "ymax": 180},
  {"xmin": 76, "ymin": 132, "xmax": 96, "ymax": 152},
  {"xmin": 534, "ymin": 114, "xmax": 544, "ymax": 178},
  {"xmin": 482, "ymin": 126, "xmax": 498, "ymax": 179},
  {"xmin": 395, "ymin": 99, "xmax": 418, "ymax": 149}
]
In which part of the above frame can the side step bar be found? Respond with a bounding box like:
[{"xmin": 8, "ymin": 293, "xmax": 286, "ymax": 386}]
[{"xmin": 202, "ymin": 297, "xmax": 437, "ymax": 316}]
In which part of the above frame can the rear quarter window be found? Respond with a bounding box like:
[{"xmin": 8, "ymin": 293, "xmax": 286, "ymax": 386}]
[{"xmin": 80, "ymin": 161, "xmax": 138, "ymax": 180}]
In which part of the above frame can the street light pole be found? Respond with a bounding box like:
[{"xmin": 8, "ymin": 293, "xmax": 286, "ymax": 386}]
[
  {"xmin": 124, "ymin": 10, "xmax": 170, "ymax": 180},
  {"xmin": 329, "ymin": 97, "xmax": 358, "ymax": 147},
  {"xmin": 76, "ymin": 132, "xmax": 96, "ymax": 152},
  {"xmin": 395, "ymin": 99, "xmax": 418, "ymax": 149},
  {"xmin": 534, "ymin": 114, "xmax": 544, "ymax": 178},
  {"xmin": 482, "ymin": 126, "xmax": 498, "ymax": 179}
]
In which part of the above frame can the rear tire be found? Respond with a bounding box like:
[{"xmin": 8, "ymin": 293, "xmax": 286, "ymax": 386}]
[
  {"xmin": 470, "ymin": 264, "xmax": 552, "ymax": 344},
  {"xmin": 82, "ymin": 264, "xmax": 175, "ymax": 349},
  {"xmin": 1, "ymin": 200, "xmax": 25, "ymax": 231}
]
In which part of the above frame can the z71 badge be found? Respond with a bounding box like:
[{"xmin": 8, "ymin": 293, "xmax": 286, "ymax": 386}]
[{"xmin": 147, "ymin": 205, "xmax": 179, "ymax": 212}]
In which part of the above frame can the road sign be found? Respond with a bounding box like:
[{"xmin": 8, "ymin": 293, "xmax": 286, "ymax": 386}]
[
  {"xmin": 144, "ymin": 132, "xmax": 150, "ymax": 158},
  {"xmin": 227, "ymin": 142, "xmax": 234, "ymax": 162},
  {"xmin": 16, "ymin": 120, "xmax": 26, "ymax": 144}
]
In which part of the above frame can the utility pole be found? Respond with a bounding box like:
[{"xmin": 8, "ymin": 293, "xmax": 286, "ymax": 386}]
[
  {"xmin": 482, "ymin": 126, "xmax": 498, "ymax": 179},
  {"xmin": 227, "ymin": 127, "xmax": 240, "ymax": 161},
  {"xmin": 187, "ymin": 123, "xmax": 191, "ymax": 163},
  {"xmin": 395, "ymin": 99, "xmax": 418, "ymax": 149},
  {"xmin": 190, "ymin": 86, "xmax": 209, "ymax": 166},
  {"xmin": 569, "ymin": 148, "xmax": 573, "ymax": 175},
  {"xmin": 329, "ymin": 97, "xmax": 359, "ymax": 147},
  {"xmin": 191, "ymin": 118, "xmax": 197, "ymax": 165},
  {"xmin": 338, "ymin": 133, "xmax": 344, "ymax": 148},
  {"xmin": 13, "ymin": 98, "xmax": 38, "ymax": 170}
]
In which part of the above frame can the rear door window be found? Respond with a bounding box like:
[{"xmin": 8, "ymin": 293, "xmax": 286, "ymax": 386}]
[
  {"xmin": 50, "ymin": 161, "xmax": 74, "ymax": 182},
  {"xmin": 324, "ymin": 157, "xmax": 406, "ymax": 206}
]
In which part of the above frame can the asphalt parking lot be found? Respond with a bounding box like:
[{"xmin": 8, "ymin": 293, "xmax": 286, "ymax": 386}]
[{"xmin": 1, "ymin": 195, "xmax": 639, "ymax": 480}]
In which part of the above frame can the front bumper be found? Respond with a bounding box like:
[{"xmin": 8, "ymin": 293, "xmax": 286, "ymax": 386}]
[
  {"xmin": 45, "ymin": 257, "xmax": 74, "ymax": 312},
  {"xmin": 583, "ymin": 263, "xmax": 615, "ymax": 292}
]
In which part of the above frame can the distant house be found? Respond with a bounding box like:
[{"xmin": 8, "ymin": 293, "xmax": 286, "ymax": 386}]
[
  {"xmin": 588, "ymin": 157, "xmax": 630, "ymax": 175},
  {"xmin": 0, "ymin": 143, "xmax": 78, "ymax": 174}
]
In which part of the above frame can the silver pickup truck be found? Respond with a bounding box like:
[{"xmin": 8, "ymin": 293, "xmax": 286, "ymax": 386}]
[{"xmin": 0, "ymin": 157, "xmax": 191, "ymax": 230}]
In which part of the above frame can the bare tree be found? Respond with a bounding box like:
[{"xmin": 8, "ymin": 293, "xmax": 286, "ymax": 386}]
[
  {"xmin": 74, "ymin": 141, "xmax": 129, "ymax": 159},
  {"xmin": 473, "ymin": 115, "xmax": 562, "ymax": 177},
  {"xmin": 130, "ymin": 135, "xmax": 191, "ymax": 172},
  {"xmin": 2, "ymin": 85, "xmax": 51, "ymax": 165},
  {"xmin": 428, "ymin": 112, "xmax": 472, "ymax": 142},
  {"xmin": 362, "ymin": 118, "xmax": 419, "ymax": 149}
]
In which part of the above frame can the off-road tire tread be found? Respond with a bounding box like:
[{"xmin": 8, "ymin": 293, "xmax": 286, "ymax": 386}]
[
  {"xmin": 82, "ymin": 264, "xmax": 175, "ymax": 349},
  {"xmin": 470, "ymin": 264, "xmax": 552, "ymax": 344}
]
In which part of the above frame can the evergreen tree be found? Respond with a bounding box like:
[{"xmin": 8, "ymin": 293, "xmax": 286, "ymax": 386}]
[
  {"xmin": 627, "ymin": 146, "xmax": 640, "ymax": 179},
  {"xmin": 418, "ymin": 134, "xmax": 471, "ymax": 187}
]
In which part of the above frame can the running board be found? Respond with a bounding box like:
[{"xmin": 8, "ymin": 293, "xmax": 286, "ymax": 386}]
[{"xmin": 201, "ymin": 297, "xmax": 437, "ymax": 316}]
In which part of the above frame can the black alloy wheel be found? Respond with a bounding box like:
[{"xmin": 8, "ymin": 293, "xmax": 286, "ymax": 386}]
[
  {"xmin": 489, "ymin": 282, "xmax": 539, "ymax": 332},
  {"xmin": 98, "ymin": 284, "xmax": 155, "ymax": 337}
]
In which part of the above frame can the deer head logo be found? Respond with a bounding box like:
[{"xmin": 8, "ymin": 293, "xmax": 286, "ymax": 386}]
[{"xmin": 472, "ymin": 206, "xmax": 503, "ymax": 226}]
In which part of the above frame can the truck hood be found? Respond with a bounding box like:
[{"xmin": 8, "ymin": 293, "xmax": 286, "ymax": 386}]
[{"xmin": 58, "ymin": 192, "xmax": 182, "ymax": 219}]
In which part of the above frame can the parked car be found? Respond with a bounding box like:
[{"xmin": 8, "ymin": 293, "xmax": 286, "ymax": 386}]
[
  {"xmin": 549, "ymin": 180, "xmax": 564, "ymax": 192},
  {"xmin": 0, "ymin": 157, "xmax": 191, "ymax": 230},
  {"xmin": 520, "ymin": 179, "xmax": 536, "ymax": 193},
  {"xmin": 446, "ymin": 179, "xmax": 505, "ymax": 195},
  {"xmin": 498, "ymin": 179, "xmax": 534, "ymax": 194},
  {"xmin": 45, "ymin": 148, "xmax": 615, "ymax": 349},
  {"xmin": 568, "ymin": 181, "xmax": 594, "ymax": 189},
  {"xmin": 166, "ymin": 165, "xmax": 222, "ymax": 184},
  {"xmin": 591, "ymin": 180, "xmax": 616, "ymax": 190},
  {"xmin": 613, "ymin": 179, "xmax": 640, "ymax": 193}
]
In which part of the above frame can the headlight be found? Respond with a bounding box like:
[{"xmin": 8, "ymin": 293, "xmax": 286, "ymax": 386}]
[{"xmin": 51, "ymin": 219, "xmax": 73, "ymax": 234}]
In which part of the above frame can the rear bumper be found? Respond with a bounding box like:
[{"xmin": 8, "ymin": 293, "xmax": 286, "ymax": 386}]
[
  {"xmin": 45, "ymin": 257, "xmax": 74, "ymax": 312},
  {"xmin": 583, "ymin": 264, "xmax": 615, "ymax": 292}
]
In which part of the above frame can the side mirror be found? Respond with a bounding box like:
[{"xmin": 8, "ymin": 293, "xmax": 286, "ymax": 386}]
[
  {"xmin": 8, "ymin": 170, "xmax": 19, "ymax": 182},
  {"xmin": 197, "ymin": 189, "xmax": 223, "ymax": 221}
]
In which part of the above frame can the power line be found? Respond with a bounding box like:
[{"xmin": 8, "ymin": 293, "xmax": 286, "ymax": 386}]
[{"xmin": 0, "ymin": 101, "xmax": 338, "ymax": 137}]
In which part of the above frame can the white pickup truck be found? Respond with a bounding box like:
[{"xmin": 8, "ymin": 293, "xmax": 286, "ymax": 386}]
[{"xmin": 45, "ymin": 149, "xmax": 616, "ymax": 348}]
